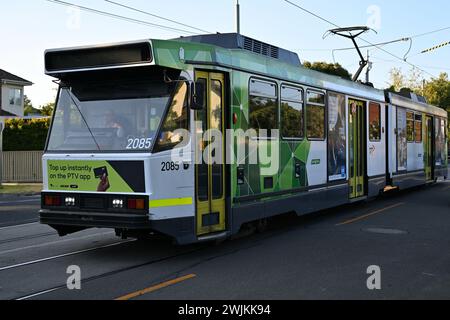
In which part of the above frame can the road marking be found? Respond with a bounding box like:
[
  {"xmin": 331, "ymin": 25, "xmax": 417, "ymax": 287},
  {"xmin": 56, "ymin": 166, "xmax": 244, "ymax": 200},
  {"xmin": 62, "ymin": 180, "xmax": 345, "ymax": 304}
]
[
  {"xmin": 0, "ymin": 222, "xmax": 39, "ymax": 231},
  {"xmin": 115, "ymin": 274, "xmax": 197, "ymax": 300},
  {"xmin": 0, "ymin": 239, "xmax": 134, "ymax": 271},
  {"xmin": 336, "ymin": 202, "xmax": 405, "ymax": 226}
]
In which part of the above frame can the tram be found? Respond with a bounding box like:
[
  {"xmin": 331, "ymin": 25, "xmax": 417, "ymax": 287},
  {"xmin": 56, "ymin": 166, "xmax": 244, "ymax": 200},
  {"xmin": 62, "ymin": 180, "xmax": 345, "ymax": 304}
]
[{"xmin": 40, "ymin": 33, "xmax": 448, "ymax": 244}]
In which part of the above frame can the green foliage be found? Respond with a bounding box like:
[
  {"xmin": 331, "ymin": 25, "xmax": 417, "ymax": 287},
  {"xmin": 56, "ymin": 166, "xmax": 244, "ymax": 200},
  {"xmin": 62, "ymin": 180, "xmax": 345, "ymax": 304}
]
[
  {"xmin": 40, "ymin": 102, "xmax": 55, "ymax": 116},
  {"xmin": 303, "ymin": 61, "xmax": 352, "ymax": 80},
  {"xmin": 423, "ymin": 73, "xmax": 450, "ymax": 109},
  {"xmin": 388, "ymin": 68, "xmax": 450, "ymax": 111},
  {"xmin": 3, "ymin": 118, "xmax": 50, "ymax": 151},
  {"xmin": 23, "ymin": 95, "xmax": 41, "ymax": 116}
]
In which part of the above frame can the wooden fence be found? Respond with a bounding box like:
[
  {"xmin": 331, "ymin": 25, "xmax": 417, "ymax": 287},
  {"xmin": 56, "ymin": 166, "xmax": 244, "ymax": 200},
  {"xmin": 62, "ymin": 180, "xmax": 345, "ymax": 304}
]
[{"xmin": 1, "ymin": 151, "xmax": 43, "ymax": 183}]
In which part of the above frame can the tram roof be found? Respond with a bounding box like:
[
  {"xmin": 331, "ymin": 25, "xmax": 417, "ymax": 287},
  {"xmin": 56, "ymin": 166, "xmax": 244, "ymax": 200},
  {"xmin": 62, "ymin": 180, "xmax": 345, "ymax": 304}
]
[
  {"xmin": 43, "ymin": 35, "xmax": 447, "ymax": 118},
  {"xmin": 387, "ymin": 91, "xmax": 447, "ymax": 118},
  {"xmin": 154, "ymin": 34, "xmax": 387, "ymax": 102}
]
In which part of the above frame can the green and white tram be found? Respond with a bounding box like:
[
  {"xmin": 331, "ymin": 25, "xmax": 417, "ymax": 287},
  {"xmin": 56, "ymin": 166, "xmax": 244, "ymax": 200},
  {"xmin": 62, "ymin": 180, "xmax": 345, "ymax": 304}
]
[{"xmin": 40, "ymin": 33, "xmax": 448, "ymax": 244}]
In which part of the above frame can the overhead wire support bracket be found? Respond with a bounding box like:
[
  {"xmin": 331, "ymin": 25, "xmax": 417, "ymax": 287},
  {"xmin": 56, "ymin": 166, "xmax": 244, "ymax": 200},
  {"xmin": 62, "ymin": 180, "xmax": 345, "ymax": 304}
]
[{"xmin": 324, "ymin": 26, "xmax": 377, "ymax": 82}]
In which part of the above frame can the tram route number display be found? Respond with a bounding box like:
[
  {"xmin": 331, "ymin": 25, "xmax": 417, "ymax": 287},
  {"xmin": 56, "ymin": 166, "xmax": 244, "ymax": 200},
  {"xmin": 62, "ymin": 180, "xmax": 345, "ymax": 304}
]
[{"xmin": 126, "ymin": 138, "xmax": 152, "ymax": 150}]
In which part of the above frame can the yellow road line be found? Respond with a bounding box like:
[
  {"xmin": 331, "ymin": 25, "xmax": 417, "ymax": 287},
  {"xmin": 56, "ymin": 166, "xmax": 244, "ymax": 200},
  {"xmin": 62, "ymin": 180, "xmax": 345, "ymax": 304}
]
[
  {"xmin": 115, "ymin": 274, "xmax": 196, "ymax": 301},
  {"xmin": 336, "ymin": 202, "xmax": 405, "ymax": 226}
]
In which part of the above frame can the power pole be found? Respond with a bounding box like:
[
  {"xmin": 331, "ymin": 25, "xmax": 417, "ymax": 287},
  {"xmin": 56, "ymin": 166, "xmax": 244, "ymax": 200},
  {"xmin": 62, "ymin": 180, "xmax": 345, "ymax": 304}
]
[
  {"xmin": 236, "ymin": 0, "xmax": 241, "ymax": 34},
  {"xmin": 365, "ymin": 50, "xmax": 373, "ymax": 83}
]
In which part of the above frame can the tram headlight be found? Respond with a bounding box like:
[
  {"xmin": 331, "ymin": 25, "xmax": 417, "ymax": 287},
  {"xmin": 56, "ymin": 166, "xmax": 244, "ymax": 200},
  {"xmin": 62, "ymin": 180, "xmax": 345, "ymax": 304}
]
[
  {"xmin": 112, "ymin": 199, "xmax": 124, "ymax": 209},
  {"xmin": 65, "ymin": 197, "xmax": 76, "ymax": 207}
]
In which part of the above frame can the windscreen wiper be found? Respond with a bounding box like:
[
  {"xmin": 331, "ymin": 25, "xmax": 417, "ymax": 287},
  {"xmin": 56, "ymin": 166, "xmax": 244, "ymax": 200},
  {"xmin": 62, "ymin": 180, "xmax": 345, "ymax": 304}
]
[{"xmin": 66, "ymin": 87, "xmax": 101, "ymax": 151}]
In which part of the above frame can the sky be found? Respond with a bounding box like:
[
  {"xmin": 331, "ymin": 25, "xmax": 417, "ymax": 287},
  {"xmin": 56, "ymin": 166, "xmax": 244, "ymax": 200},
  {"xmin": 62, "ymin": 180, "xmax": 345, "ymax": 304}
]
[{"xmin": 1, "ymin": 0, "xmax": 450, "ymax": 107}]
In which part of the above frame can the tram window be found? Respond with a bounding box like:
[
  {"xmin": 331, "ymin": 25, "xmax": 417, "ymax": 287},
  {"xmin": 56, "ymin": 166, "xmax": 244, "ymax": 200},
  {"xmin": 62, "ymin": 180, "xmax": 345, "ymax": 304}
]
[
  {"xmin": 211, "ymin": 79, "xmax": 224, "ymax": 200},
  {"xmin": 406, "ymin": 111, "xmax": 415, "ymax": 142},
  {"xmin": 328, "ymin": 92, "xmax": 347, "ymax": 181},
  {"xmin": 436, "ymin": 117, "xmax": 447, "ymax": 166},
  {"xmin": 281, "ymin": 85, "xmax": 303, "ymax": 102},
  {"xmin": 153, "ymin": 82, "xmax": 189, "ymax": 153},
  {"xmin": 249, "ymin": 79, "xmax": 278, "ymax": 136},
  {"xmin": 281, "ymin": 85, "xmax": 304, "ymax": 139},
  {"xmin": 250, "ymin": 79, "xmax": 277, "ymax": 97},
  {"xmin": 369, "ymin": 102, "xmax": 381, "ymax": 141},
  {"xmin": 306, "ymin": 90, "xmax": 325, "ymax": 140},
  {"xmin": 415, "ymin": 114, "xmax": 422, "ymax": 143}
]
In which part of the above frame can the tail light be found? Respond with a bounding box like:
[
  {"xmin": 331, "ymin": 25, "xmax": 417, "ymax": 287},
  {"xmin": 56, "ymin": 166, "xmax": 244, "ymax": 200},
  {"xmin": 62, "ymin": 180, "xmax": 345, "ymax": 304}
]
[
  {"xmin": 128, "ymin": 198, "xmax": 145, "ymax": 210},
  {"xmin": 44, "ymin": 195, "xmax": 61, "ymax": 207}
]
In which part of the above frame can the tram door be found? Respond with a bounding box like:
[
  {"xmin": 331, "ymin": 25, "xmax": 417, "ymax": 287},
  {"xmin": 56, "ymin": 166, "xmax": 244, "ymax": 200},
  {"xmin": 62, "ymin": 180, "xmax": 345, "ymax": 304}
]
[
  {"xmin": 195, "ymin": 71, "xmax": 226, "ymax": 236},
  {"xmin": 424, "ymin": 115, "xmax": 434, "ymax": 181},
  {"xmin": 348, "ymin": 99, "xmax": 366, "ymax": 199}
]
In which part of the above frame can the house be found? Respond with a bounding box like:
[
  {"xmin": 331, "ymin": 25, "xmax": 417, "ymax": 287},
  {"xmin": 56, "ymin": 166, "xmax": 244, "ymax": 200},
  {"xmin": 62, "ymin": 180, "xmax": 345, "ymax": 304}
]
[{"xmin": 0, "ymin": 69, "xmax": 33, "ymax": 117}]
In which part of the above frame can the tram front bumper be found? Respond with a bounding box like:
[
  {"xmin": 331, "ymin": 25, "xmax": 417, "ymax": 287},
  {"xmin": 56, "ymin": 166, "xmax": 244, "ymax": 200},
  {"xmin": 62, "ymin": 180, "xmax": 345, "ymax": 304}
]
[
  {"xmin": 40, "ymin": 209, "xmax": 197, "ymax": 244},
  {"xmin": 39, "ymin": 209, "xmax": 152, "ymax": 230}
]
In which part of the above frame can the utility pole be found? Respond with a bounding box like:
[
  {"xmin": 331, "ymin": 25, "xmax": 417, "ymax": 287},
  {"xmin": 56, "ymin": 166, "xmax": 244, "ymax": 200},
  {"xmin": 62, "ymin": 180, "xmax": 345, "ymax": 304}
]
[
  {"xmin": 236, "ymin": 0, "xmax": 241, "ymax": 34},
  {"xmin": 365, "ymin": 50, "xmax": 373, "ymax": 83}
]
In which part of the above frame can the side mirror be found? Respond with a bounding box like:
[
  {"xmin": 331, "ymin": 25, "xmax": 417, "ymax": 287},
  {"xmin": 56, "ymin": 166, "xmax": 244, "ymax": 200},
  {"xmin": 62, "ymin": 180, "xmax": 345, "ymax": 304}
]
[{"xmin": 190, "ymin": 80, "xmax": 206, "ymax": 110}]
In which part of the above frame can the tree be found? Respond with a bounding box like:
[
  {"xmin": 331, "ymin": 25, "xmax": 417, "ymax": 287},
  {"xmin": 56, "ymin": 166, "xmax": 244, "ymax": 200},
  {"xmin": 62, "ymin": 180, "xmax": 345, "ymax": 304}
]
[
  {"xmin": 40, "ymin": 102, "xmax": 55, "ymax": 116},
  {"xmin": 23, "ymin": 95, "xmax": 41, "ymax": 116},
  {"xmin": 387, "ymin": 68, "xmax": 450, "ymax": 111},
  {"xmin": 388, "ymin": 67, "xmax": 424, "ymax": 94},
  {"xmin": 303, "ymin": 61, "xmax": 352, "ymax": 80},
  {"xmin": 423, "ymin": 73, "xmax": 450, "ymax": 109}
]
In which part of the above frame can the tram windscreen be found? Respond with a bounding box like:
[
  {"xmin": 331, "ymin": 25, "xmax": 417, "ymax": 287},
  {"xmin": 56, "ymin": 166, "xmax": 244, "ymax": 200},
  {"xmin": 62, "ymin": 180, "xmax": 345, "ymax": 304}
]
[{"xmin": 47, "ymin": 79, "xmax": 185, "ymax": 152}]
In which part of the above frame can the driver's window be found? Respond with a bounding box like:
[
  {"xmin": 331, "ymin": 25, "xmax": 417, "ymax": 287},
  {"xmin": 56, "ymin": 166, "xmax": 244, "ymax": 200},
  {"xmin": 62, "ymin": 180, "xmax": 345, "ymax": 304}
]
[{"xmin": 153, "ymin": 82, "xmax": 189, "ymax": 153}]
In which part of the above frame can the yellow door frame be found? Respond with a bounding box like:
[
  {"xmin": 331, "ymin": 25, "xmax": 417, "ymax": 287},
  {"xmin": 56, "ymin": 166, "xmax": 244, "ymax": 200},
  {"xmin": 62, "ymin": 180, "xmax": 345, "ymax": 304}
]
[
  {"xmin": 349, "ymin": 99, "xmax": 366, "ymax": 199},
  {"xmin": 195, "ymin": 71, "xmax": 226, "ymax": 236}
]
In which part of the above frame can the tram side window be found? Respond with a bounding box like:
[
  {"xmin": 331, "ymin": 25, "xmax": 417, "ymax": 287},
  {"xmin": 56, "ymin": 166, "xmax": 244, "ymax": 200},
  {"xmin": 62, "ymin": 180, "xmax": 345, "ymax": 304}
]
[
  {"xmin": 281, "ymin": 85, "xmax": 304, "ymax": 139},
  {"xmin": 306, "ymin": 90, "xmax": 325, "ymax": 140},
  {"xmin": 369, "ymin": 102, "xmax": 381, "ymax": 141},
  {"xmin": 415, "ymin": 114, "xmax": 422, "ymax": 143},
  {"xmin": 446, "ymin": 120, "xmax": 449, "ymax": 162},
  {"xmin": 153, "ymin": 82, "xmax": 189, "ymax": 153},
  {"xmin": 406, "ymin": 111, "xmax": 415, "ymax": 142},
  {"xmin": 436, "ymin": 117, "xmax": 446, "ymax": 166},
  {"xmin": 249, "ymin": 79, "xmax": 278, "ymax": 136}
]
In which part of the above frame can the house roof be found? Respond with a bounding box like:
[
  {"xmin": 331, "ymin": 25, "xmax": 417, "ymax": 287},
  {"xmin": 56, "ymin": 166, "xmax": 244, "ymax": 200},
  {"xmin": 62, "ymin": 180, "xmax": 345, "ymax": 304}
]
[
  {"xmin": 0, "ymin": 69, "xmax": 33, "ymax": 86},
  {"xmin": 0, "ymin": 109, "xmax": 17, "ymax": 116}
]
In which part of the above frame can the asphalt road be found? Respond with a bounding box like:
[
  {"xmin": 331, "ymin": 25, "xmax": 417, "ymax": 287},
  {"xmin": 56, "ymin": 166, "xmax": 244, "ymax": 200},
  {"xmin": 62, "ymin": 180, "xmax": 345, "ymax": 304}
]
[
  {"xmin": 0, "ymin": 195, "xmax": 41, "ymax": 227},
  {"xmin": 0, "ymin": 181, "xmax": 449, "ymax": 300}
]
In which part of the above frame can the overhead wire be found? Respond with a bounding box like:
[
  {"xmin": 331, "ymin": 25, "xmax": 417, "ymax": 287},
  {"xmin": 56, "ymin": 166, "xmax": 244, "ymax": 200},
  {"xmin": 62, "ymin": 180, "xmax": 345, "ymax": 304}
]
[
  {"xmin": 104, "ymin": 0, "xmax": 212, "ymax": 34},
  {"xmin": 44, "ymin": 0, "xmax": 198, "ymax": 35},
  {"xmin": 282, "ymin": 0, "xmax": 437, "ymax": 78}
]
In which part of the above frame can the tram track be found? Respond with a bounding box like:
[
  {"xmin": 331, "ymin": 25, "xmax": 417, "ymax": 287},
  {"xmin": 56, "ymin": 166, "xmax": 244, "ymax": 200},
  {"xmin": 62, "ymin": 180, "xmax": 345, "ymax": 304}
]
[
  {"xmin": 7, "ymin": 184, "xmax": 446, "ymax": 300},
  {"xmin": 14, "ymin": 244, "xmax": 207, "ymax": 300},
  {"xmin": 0, "ymin": 238, "xmax": 134, "ymax": 272},
  {"xmin": 0, "ymin": 231, "xmax": 57, "ymax": 246}
]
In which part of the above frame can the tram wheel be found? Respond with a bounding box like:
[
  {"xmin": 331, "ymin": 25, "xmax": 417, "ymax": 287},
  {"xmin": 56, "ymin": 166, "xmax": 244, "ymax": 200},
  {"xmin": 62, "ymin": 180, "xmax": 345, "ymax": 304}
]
[{"xmin": 255, "ymin": 218, "xmax": 269, "ymax": 233}]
